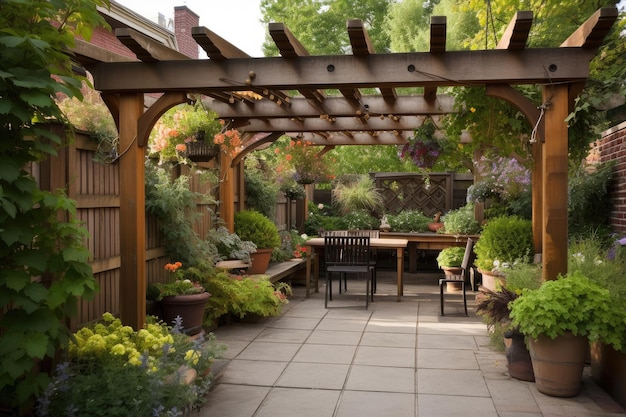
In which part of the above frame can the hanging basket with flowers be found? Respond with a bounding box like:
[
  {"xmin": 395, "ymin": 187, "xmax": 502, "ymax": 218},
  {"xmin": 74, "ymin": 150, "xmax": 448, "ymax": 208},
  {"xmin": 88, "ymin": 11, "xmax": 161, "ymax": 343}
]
[
  {"xmin": 276, "ymin": 139, "xmax": 332, "ymax": 184},
  {"xmin": 213, "ymin": 120, "xmax": 243, "ymax": 158},
  {"xmin": 398, "ymin": 117, "xmax": 443, "ymax": 168}
]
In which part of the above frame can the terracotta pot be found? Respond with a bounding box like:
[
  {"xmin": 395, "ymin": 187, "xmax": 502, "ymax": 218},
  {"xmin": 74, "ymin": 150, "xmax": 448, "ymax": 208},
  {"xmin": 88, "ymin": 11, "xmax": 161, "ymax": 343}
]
[
  {"xmin": 248, "ymin": 247, "xmax": 273, "ymax": 274},
  {"xmin": 591, "ymin": 341, "xmax": 626, "ymax": 409},
  {"xmin": 504, "ymin": 329, "xmax": 535, "ymax": 381},
  {"xmin": 428, "ymin": 222, "xmax": 444, "ymax": 232},
  {"xmin": 478, "ymin": 269, "xmax": 505, "ymax": 292},
  {"xmin": 161, "ymin": 292, "xmax": 211, "ymax": 336},
  {"xmin": 442, "ymin": 266, "xmax": 463, "ymax": 292},
  {"xmin": 529, "ymin": 332, "xmax": 589, "ymax": 397}
]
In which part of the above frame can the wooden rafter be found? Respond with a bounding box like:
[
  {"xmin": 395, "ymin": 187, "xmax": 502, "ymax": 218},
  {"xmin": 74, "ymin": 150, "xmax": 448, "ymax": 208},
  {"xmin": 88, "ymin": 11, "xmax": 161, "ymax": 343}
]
[
  {"xmin": 115, "ymin": 28, "xmax": 189, "ymax": 62},
  {"xmin": 497, "ymin": 11, "xmax": 533, "ymax": 50},
  {"xmin": 424, "ymin": 16, "xmax": 446, "ymax": 101},
  {"xmin": 191, "ymin": 26, "xmax": 249, "ymax": 60}
]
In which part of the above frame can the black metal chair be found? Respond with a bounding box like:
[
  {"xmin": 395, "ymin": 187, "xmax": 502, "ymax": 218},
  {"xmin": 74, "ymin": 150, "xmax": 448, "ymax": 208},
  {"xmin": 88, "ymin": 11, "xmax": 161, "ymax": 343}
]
[
  {"xmin": 439, "ymin": 238, "xmax": 474, "ymax": 316},
  {"xmin": 324, "ymin": 236, "xmax": 375, "ymax": 309},
  {"xmin": 348, "ymin": 230, "xmax": 380, "ymax": 293}
]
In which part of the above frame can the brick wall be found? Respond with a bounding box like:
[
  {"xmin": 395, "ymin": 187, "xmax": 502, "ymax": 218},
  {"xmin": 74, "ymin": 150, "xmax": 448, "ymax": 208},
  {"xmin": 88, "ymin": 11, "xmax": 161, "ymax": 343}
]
[
  {"xmin": 174, "ymin": 6, "xmax": 199, "ymax": 59},
  {"xmin": 90, "ymin": 26, "xmax": 137, "ymax": 59},
  {"xmin": 592, "ymin": 121, "xmax": 626, "ymax": 232}
]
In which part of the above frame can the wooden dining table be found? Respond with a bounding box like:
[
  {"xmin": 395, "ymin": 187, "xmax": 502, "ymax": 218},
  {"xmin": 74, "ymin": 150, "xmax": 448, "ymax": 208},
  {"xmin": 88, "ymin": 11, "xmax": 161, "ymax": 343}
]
[{"xmin": 305, "ymin": 237, "xmax": 409, "ymax": 301}]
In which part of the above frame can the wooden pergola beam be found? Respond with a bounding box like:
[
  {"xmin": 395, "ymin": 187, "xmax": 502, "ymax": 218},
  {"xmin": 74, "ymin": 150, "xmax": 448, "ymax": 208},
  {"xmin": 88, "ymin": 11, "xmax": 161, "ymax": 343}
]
[
  {"xmin": 288, "ymin": 131, "xmax": 410, "ymax": 144},
  {"xmin": 202, "ymin": 95, "xmax": 455, "ymax": 120},
  {"xmin": 561, "ymin": 7, "xmax": 619, "ymax": 48},
  {"xmin": 91, "ymin": 48, "xmax": 599, "ymax": 93},
  {"xmin": 238, "ymin": 115, "xmax": 421, "ymax": 134}
]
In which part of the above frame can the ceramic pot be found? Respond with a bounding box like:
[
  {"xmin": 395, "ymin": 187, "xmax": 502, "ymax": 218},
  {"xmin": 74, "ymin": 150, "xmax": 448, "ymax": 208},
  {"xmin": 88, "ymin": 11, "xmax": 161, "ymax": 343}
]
[
  {"xmin": 504, "ymin": 329, "xmax": 535, "ymax": 381},
  {"xmin": 442, "ymin": 266, "xmax": 463, "ymax": 292}
]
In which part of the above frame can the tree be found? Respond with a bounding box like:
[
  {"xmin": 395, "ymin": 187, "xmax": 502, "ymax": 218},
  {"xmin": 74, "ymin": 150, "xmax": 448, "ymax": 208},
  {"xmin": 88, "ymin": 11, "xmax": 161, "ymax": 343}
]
[
  {"xmin": 260, "ymin": 0, "xmax": 392, "ymax": 56},
  {"xmin": 0, "ymin": 0, "xmax": 108, "ymax": 412}
]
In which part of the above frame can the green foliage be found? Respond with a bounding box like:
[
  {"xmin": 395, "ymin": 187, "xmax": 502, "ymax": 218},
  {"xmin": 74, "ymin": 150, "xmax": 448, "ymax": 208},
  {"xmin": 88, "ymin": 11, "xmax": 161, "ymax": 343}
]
[
  {"xmin": 272, "ymin": 229, "xmax": 308, "ymax": 262},
  {"xmin": 386, "ymin": 210, "xmax": 431, "ymax": 232},
  {"xmin": 36, "ymin": 313, "xmax": 223, "ymax": 416},
  {"xmin": 473, "ymin": 216, "xmax": 533, "ymax": 271},
  {"xmin": 244, "ymin": 165, "xmax": 279, "ymax": 218},
  {"xmin": 436, "ymin": 246, "xmax": 465, "ymax": 268},
  {"xmin": 199, "ymin": 270, "xmax": 290, "ymax": 323},
  {"xmin": 0, "ymin": 0, "xmax": 109, "ymax": 410},
  {"xmin": 568, "ymin": 161, "xmax": 615, "ymax": 239},
  {"xmin": 342, "ymin": 209, "xmax": 380, "ymax": 230},
  {"xmin": 442, "ymin": 203, "xmax": 481, "ymax": 235},
  {"xmin": 332, "ymin": 175, "xmax": 384, "ymax": 215},
  {"xmin": 205, "ymin": 226, "xmax": 256, "ymax": 263},
  {"xmin": 568, "ymin": 234, "xmax": 626, "ymax": 303},
  {"xmin": 510, "ymin": 271, "xmax": 626, "ymax": 351},
  {"xmin": 145, "ymin": 162, "xmax": 216, "ymax": 266},
  {"xmin": 234, "ymin": 210, "xmax": 281, "ymax": 249}
]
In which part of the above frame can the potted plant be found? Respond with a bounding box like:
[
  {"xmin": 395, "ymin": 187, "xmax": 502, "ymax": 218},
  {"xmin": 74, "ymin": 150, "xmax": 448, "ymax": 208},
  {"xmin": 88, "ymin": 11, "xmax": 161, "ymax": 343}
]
[
  {"xmin": 156, "ymin": 261, "xmax": 211, "ymax": 335},
  {"xmin": 276, "ymin": 139, "xmax": 332, "ymax": 184},
  {"xmin": 475, "ymin": 263, "xmax": 542, "ymax": 382},
  {"xmin": 332, "ymin": 175, "xmax": 384, "ymax": 215},
  {"xmin": 441, "ymin": 203, "xmax": 481, "ymax": 235},
  {"xmin": 569, "ymin": 235, "xmax": 626, "ymax": 408},
  {"xmin": 473, "ymin": 215, "xmax": 533, "ymax": 290},
  {"xmin": 386, "ymin": 209, "xmax": 431, "ymax": 233},
  {"xmin": 436, "ymin": 246, "xmax": 466, "ymax": 292},
  {"xmin": 206, "ymin": 226, "xmax": 257, "ymax": 264},
  {"xmin": 509, "ymin": 271, "xmax": 626, "ymax": 397},
  {"xmin": 234, "ymin": 210, "xmax": 281, "ymax": 274}
]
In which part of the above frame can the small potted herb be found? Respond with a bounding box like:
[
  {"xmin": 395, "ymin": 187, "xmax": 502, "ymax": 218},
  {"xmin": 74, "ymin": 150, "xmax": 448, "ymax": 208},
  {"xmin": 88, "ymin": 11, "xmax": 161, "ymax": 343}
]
[{"xmin": 441, "ymin": 203, "xmax": 481, "ymax": 235}]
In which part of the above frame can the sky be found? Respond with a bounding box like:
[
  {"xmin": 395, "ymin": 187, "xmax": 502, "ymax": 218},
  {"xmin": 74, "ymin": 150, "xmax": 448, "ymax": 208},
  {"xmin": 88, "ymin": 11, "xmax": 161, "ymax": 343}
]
[{"xmin": 116, "ymin": 0, "xmax": 266, "ymax": 57}]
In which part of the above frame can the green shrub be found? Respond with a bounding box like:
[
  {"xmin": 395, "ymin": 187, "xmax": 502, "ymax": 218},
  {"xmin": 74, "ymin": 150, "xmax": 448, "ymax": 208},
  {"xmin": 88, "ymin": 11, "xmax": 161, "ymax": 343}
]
[
  {"xmin": 568, "ymin": 161, "xmax": 615, "ymax": 239},
  {"xmin": 332, "ymin": 175, "xmax": 383, "ymax": 215},
  {"xmin": 442, "ymin": 203, "xmax": 481, "ymax": 235},
  {"xmin": 234, "ymin": 210, "xmax": 281, "ymax": 249},
  {"xmin": 473, "ymin": 215, "xmax": 533, "ymax": 271},
  {"xmin": 387, "ymin": 210, "xmax": 431, "ymax": 232}
]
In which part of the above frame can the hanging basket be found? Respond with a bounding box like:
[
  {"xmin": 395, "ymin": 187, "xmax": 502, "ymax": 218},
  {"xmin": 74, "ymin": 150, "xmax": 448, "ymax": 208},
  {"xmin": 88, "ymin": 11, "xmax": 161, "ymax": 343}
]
[{"xmin": 184, "ymin": 142, "xmax": 220, "ymax": 162}]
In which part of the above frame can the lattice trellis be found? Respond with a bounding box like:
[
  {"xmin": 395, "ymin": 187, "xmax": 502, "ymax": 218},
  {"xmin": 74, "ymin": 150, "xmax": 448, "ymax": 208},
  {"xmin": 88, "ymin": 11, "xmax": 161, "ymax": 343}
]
[{"xmin": 374, "ymin": 173, "xmax": 452, "ymax": 218}]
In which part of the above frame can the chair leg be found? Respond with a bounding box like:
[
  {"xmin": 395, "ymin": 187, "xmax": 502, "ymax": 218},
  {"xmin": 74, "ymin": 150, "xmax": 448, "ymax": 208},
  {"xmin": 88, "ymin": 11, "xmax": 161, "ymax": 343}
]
[
  {"xmin": 370, "ymin": 269, "xmax": 375, "ymax": 303},
  {"xmin": 462, "ymin": 282, "xmax": 468, "ymax": 316},
  {"xmin": 439, "ymin": 279, "xmax": 445, "ymax": 315},
  {"xmin": 325, "ymin": 271, "xmax": 331, "ymax": 308},
  {"xmin": 365, "ymin": 273, "xmax": 369, "ymax": 309}
]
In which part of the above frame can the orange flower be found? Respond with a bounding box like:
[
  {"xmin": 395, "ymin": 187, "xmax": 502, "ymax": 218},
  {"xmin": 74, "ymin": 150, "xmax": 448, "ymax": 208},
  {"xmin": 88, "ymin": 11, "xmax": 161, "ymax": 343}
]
[{"xmin": 175, "ymin": 143, "xmax": 187, "ymax": 152}]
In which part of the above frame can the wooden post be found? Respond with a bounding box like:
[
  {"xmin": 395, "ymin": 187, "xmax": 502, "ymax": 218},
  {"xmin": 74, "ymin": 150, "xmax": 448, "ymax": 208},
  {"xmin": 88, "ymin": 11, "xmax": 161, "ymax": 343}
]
[
  {"xmin": 220, "ymin": 152, "xmax": 235, "ymax": 232},
  {"xmin": 541, "ymin": 85, "xmax": 569, "ymax": 281},
  {"xmin": 118, "ymin": 93, "xmax": 146, "ymax": 329}
]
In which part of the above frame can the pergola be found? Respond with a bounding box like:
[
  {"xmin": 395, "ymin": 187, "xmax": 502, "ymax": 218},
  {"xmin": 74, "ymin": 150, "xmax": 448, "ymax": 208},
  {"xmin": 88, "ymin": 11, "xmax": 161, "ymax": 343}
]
[{"xmin": 73, "ymin": 7, "xmax": 617, "ymax": 329}]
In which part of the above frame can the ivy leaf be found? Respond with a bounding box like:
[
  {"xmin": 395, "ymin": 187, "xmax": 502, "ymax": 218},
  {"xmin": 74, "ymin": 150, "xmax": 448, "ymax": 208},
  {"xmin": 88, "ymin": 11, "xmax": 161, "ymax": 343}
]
[{"xmin": 23, "ymin": 333, "xmax": 49, "ymax": 359}]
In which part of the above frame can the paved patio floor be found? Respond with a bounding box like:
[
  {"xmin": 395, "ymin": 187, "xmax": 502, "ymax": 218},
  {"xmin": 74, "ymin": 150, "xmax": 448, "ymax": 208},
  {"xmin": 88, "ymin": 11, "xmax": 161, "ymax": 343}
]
[{"xmin": 194, "ymin": 270, "xmax": 626, "ymax": 417}]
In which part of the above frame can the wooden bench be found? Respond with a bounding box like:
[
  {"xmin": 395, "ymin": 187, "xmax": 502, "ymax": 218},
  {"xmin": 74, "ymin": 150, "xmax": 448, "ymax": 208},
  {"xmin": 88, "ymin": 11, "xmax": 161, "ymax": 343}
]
[
  {"xmin": 216, "ymin": 258, "xmax": 307, "ymax": 285},
  {"xmin": 263, "ymin": 259, "xmax": 306, "ymax": 284}
]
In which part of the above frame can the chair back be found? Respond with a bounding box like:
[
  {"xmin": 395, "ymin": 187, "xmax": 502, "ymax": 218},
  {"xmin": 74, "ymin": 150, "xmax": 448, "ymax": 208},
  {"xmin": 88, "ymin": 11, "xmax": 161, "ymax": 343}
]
[
  {"xmin": 460, "ymin": 238, "xmax": 475, "ymax": 277},
  {"xmin": 348, "ymin": 230, "xmax": 380, "ymax": 238},
  {"xmin": 324, "ymin": 236, "xmax": 371, "ymax": 266}
]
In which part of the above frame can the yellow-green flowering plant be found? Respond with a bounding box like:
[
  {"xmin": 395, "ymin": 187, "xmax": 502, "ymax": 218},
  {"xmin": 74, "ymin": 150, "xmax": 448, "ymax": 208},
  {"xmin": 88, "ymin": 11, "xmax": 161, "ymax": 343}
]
[{"xmin": 37, "ymin": 313, "xmax": 223, "ymax": 417}]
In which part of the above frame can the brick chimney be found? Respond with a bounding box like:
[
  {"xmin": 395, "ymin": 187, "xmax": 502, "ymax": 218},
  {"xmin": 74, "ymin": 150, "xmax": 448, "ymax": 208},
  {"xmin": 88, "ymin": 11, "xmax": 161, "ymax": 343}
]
[{"xmin": 174, "ymin": 6, "xmax": 199, "ymax": 58}]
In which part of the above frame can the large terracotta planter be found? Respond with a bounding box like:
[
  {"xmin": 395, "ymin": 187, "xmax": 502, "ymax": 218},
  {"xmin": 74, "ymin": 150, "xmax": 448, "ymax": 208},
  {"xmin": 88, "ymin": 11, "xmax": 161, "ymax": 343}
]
[
  {"xmin": 591, "ymin": 341, "xmax": 626, "ymax": 409},
  {"xmin": 478, "ymin": 269, "xmax": 505, "ymax": 292},
  {"xmin": 161, "ymin": 292, "xmax": 211, "ymax": 336},
  {"xmin": 248, "ymin": 248, "xmax": 273, "ymax": 274},
  {"xmin": 529, "ymin": 332, "xmax": 589, "ymax": 397}
]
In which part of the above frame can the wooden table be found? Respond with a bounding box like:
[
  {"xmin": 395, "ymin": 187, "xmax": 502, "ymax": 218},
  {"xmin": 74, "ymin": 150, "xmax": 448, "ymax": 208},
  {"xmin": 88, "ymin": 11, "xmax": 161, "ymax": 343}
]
[
  {"xmin": 305, "ymin": 237, "xmax": 408, "ymax": 301},
  {"xmin": 380, "ymin": 232, "xmax": 480, "ymax": 273}
]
